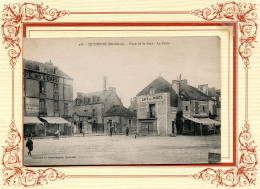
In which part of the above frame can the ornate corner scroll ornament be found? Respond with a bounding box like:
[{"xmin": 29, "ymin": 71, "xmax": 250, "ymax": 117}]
[
  {"xmin": 2, "ymin": 2, "xmax": 69, "ymax": 70},
  {"xmin": 2, "ymin": 3, "xmax": 69, "ymax": 187},
  {"xmin": 191, "ymin": 2, "xmax": 257, "ymax": 187},
  {"xmin": 191, "ymin": 1, "xmax": 257, "ymax": 69}
]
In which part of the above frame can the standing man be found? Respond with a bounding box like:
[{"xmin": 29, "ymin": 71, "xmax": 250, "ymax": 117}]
[
  {"xmin": 26, "ymin": 138, "xmax": 33, "ymax": 156},
  {"xmin": 126, "ymin": 127, "xmax": 129, "ymax": 136},
  {"xmin": 110, "ymin": 127, "xmax": 113, "ymax": 137}
]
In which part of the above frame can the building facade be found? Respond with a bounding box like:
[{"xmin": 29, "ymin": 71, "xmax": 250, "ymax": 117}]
[
  {"xmin": 173, "ymin": 79, "xmax": 219, "ymax": 135},
  {"xmin": 70, "ymin": 86, "xmax": 122, "ymax": 134},
  {"xmin": 136, "ymin": 76, "xmax": 178, "ymax": 135},
  {"xmin": 103, "ymin": 105, "xmax": 137, "ymax": 134},
  {"xmin": 135, "ymin": 76, "xmax": 220, "ymax": 136},
  {"xmin": 23, "ymin": 59, "xmax": 73, "ymax": 137}
]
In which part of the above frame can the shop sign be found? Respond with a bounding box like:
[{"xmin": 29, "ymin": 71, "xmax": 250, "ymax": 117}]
[
  {"xmin": 25, "ymin": 98, "xmax": 39, "ymax": 113},
  {"xmin": 24, "ymin": 70, "xmax": 59, "ymax": 83},
  {"xmin": 141, "ymin": 94, "xmax": 164, "ymax": 102}
]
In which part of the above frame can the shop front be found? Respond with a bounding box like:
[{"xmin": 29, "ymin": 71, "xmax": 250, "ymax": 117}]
[
  {"xmin": 138, "ymin": 119, "xmax": 158, "ymax": 135},
  {"xmin": 183, "ymin": 116, "xmax": 221, "ymax": 136},
  {"xmin": 40, "ymin": 117, "xmax": 72, "ymax": 136},
  {"xmin": 24, "ymin": 116, "xmax": 44, "ymax": 138}
]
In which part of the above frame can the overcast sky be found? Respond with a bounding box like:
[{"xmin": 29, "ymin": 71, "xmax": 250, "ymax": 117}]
[{"xmin": 23, "ymin": 37, "xmax": 220, "ymax": 107}]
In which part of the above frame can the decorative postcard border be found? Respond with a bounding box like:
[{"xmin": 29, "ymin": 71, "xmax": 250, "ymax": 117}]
[{"xmin": 1, "ymin": 1, "xmax": 257, "ymax": 187}]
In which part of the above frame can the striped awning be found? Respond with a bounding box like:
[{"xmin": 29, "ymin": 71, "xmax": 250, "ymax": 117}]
[
  {"xmin": 24, "ymin": 117, "xmax": 43, "ymax": 124},
  {"xmin": 40, "ymin": 117, "xmax": 71, "ymax": 125}
]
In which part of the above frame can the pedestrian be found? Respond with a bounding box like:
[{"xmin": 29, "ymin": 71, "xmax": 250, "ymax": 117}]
[
  {"xmin": 126, "ymin": 127, "xmax": 129, "ymax": 136},
  {"xmin": 55, "ymin": 129, "xmax": 60, "ymax": 139},
  {"xmin": 110, "ymin": 127, "xmax": 113, "ymax": 137},
  {"xmin": 26, "ymin": 138, "xmax": 33, "ymax": 156},
  {"xmin": 134, "ymin": 130, "xmax": 137, "ymax": 139}
]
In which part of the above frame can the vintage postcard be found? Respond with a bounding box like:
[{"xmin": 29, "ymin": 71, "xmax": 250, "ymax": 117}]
[
  {"xmin": 23, "ymin": 37, "xmax": 221, "ymax": 166},
  {"xmin": 0, "ymin": 0, "xmax": 259, "ymax": 188}
]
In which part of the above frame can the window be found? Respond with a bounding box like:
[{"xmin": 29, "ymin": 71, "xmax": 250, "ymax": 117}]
[
  {"xmin": 92, "ymin": 109, "xmax": 96, "ymax": 116},
  {"xmin": 77, "ymin": 98, "xmax": 82, "ymax": 106},
  {"xmin": 54, "ymin": 83, "xmax": 58, "ymax": 93},
  {"xmin": 54, "ymin": 101, "xmax": 59, "ymax": 113},
  {"xmin": 39, "ymin": 81, "xmax": 45, "ymax": 94},
  {"xmin": 185, "ymin": 106, "xmax": 188, "ymax": 111},
  {"xmin": 202, "ymin": 106, "xmax": 206, "ymax": 113},
  {"xmin": 149, "ymin": 104, "xmax": 156, "ymax": 118},
  {"xmin": 149, "ymin": 88, "xmax": 155, "ymax": 95},
  {"xmin": 83, "ymin": 97, "xmax": 87, "ymax": 104},
  {"xmin": 39, "ymin": 99, "xmax": 45, "ymax": 113},
  {"xmin": 148, "ymin": 122, "xmax": 157, "ymax": 131},
  {"xmin": 195, "ymin": 101, "xmax": 199, "ymax": 114},
  {"xmin": 97, "ymin": 97, "xmax": 100, "ymax": 102},
  {"xmin": 64, "ymin": 103, "xmax": 68, "ymax": 115}
]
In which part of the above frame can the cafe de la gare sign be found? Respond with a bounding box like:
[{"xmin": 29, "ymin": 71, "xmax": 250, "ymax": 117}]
[{"xmin": 141, "ymin": 94, "xmax": 165, "ymax": 102}]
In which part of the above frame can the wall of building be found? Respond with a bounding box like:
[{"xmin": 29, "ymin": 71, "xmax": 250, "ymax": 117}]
[
  {"xmin": 136, "ymin": 92, "xmax": 175, "ymax": 135},
  {"xmin": 71, "ymin": 103, "xmax": 103, "ymax": 123},
  {"xmin": 103, "ymin": 116, "xmax": 137, "ymax": 134},
  {"xmin": 182, "ymin": 101, "xmax": 191, "ymax": 118},
  {"xmin": 103, "ymin": 92, "xmax": 122, "ymax": 113},
  {"xmin": 23, "ymin": 69, "xmax": 73, "ymax": 118},
  {"xmin": 72, "ymin": 114, "xmax": 92, "ymax": 134},
  {"xmin": 190, "ymin": 100, "xmax": 209, "ymax": 118}
]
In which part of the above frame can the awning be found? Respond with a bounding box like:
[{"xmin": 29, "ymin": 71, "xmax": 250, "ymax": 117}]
[
  {"xmin": 24, "ymin": 117, "xmax": 43, "ymax": 124},
  {"xmin": 183, "ymin": 116, "xmax": 202, "ymax": 123},
  {"xmin": 40, "ymin": 117, "xmax": 71, "ymax": 125},
  {"xmin": 199, "ymin": 118, "xmax": 221, "ymax": 125},
  {"xmin": 183, "ymin": 116, "xmax": 220, "ymax": 125}
]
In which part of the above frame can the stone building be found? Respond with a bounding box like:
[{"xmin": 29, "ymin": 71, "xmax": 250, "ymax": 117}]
[
  {"xmin": 103, "ymin": 105, "xmax": 137, "ymax": 134},
  {"xmin": 70, "ymin": 86, "xmax": 122, "ymax": 134},
  {"xmin": 174, "ymin": 79, "xmax": 218, "ymax": 135},
  {"xmin": 134, "ymin": 76, "xmax": 220, "ymax": 136},
  {"xmin": 136, "ymin": 76, "xmax": 178, "ymax": 135},
  {"xmin": 23, "ymin": 59, "xmax": 73, "ymax": 137}
]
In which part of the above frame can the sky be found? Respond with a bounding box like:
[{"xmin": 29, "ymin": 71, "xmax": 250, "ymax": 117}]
[{"xmin": 23, "ymin": 37, "xmax": 220, "ymax": 107}]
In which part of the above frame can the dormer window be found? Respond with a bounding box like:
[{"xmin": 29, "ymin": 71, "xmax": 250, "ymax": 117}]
[{"xmin": 149, "ymin": 88, "xmax": 155, "ymax": 95}]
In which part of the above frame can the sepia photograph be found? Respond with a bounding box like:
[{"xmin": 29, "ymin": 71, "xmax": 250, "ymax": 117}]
[{"xmin": 23, "ymin": 36, "xmax": 221, "ymax": 166}]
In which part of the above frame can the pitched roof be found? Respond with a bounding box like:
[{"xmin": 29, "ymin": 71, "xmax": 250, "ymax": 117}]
[
  {"xmin": 23, "ymin": 59, "xmax": 72, "ymax": 79},
  {"xmin": 179, "ymin": 82, "xmax": 214, "ymax": 101},
  {"xmin": 104, "ymin": 105, "xmax": 136, "ymax": 117},
  {"xmin": 76, "ymin": 89, "xmax": 119, "ymax": 104},
  {"xmin": 136, "ymin": 76, "xmax": 178, "ymax": 107},
  {"xmin": 208, "ymin": 88, "xmax": 220, "ymax": 98}
]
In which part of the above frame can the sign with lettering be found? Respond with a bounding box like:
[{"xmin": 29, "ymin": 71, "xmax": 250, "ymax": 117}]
[
  {"xmin": 141, "ymin": 94, "xmax": 164, "ymax": 102},
  {"xmin": 24, "ymin": 70, "xmax": 59, "ymax": 83},
  {"xmin": 25, "ymin": 98, "xmax": 39, "ymax": 113}
]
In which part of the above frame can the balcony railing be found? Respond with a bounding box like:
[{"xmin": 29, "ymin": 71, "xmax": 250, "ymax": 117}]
[{"xmin": 147, "ymin": 112, "xmax": 156, "ymax": 118}]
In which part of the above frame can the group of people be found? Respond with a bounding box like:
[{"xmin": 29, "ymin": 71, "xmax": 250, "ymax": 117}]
[{"xmin": 109, "ymin": 127, "xmax": 130, "ymax": 137}]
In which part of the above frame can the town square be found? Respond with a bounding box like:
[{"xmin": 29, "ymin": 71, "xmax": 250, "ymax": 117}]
[{"xmin": 23, "ymin": 37, "xmax": 221, "ymax": 165}]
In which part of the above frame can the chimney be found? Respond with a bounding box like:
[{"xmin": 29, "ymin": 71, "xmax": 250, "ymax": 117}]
[
  {"xmin": 77, "ymin": 92, "xmax": 84, "ymax": 98},
  {"xmin": 45, "ymin": 60, "xmax": 53, "ymax": 66},
  {"xmin": 198, "ymin": 84, "xmax": 208, "ymax": 95},
  {"xmin": 103, "ymin": 76, "xmax": 107, "ymax": 91},
  {"xmin": 109, "ymin": 87, "xmax": 116, "ymax": 93},
  {"xmin": 180, "ymin": 79, "xmax": 187, "ymax": 84},
  {"xmin": 172, "ymin": 80, "xmax": 179, "ymax": 96}
]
